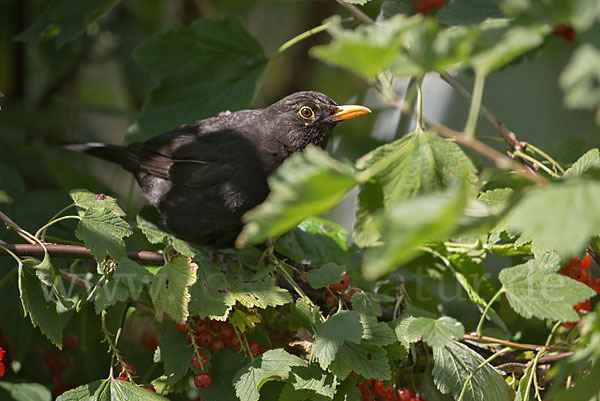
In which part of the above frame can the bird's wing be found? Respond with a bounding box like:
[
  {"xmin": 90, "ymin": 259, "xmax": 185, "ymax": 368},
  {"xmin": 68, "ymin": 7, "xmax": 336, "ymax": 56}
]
[{"xmin": 126, "ymin": 125, "xmax": 262, "ymax": 188}]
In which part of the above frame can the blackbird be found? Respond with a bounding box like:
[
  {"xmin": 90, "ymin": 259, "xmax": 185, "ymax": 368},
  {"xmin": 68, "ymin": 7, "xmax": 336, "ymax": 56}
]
[{"xmin": 66, "ymin": 91, "xmax": 371, "ymax": 248}]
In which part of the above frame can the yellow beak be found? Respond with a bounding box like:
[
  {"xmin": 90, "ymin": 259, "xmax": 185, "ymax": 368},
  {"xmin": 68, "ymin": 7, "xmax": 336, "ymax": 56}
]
[{"xmin": 330, "ymin": 105, "xmax": 372, "ymax": 122}]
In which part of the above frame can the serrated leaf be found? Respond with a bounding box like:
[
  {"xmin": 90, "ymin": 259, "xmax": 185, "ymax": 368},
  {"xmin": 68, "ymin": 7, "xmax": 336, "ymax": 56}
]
[
  {"xmin": 293, "ymin": 299, "xmax": 322, "ymax": 330},
  {"xmin": 306, "ymin": 263, "xmax": 347, "ymax": 289},
  {"xmin": 188, "ymin": 259, "xmax": 233, "ymax": 319},
  {"xmin": 280, "ymin": 365, "xmax": 337, "ymax": 400},
  {"xmin": 393, "ymin": 316, "xmax": 421, "ymax": 349},
  {"xmin": 507, "ymin": 179, "xmax": 600, "ymax": 258},
  {"xmin": 433, "ymin": 341, "xmax": 512, "ymax": 401},
  {"xmin": 560, "ymin": 44, "xmax": 600, "ymax": 110},
  {"xmin": 70, "ymin": 189, "xmax": 132, "ymax": 262},
  {"xmin": 310, "ymin": 15, "xmax": 410, "ymax": 78},
  {"xmin": 150, "ymin": 256, "xmax": 197, "ymax": 322},
  {"xmin": 563, "ymin": 148, "xmax": 600, "ymax": 177},
  {"xmin": 355, "ymin": 131, "xmax": 476, "ymax": 247},
  {"xmin": 228, "ymin": 277, "xmax": 292, "ymax": 309},
  {"xmin": 514, "ymin": 355, "xmax": 536, "ymax": 401},
  {"xmin": 128, "ymin": 16, "xmax": 268, "ymax": 142},
  {"xmin": 56, "ymin": 377, "xmax": 168, "ymax": 400},
  {"xmin": 0, "ymin": 381, "xmax": 52, "ymax": 401},
  {"xmin": 313, "ymin": 311, "xmax": 363, "ymax": 369},
  {"xmin": 237, "ymin": 146, "xmax": 357, "ymax": 247},
  {"xmin": 95, "ymin": 258, "xmax": 154, "ymax": 314},
  {"xmin": 18, "ymin": 260, "xmax": 62, "ymax": 348},
  {"xmin": 275, "ymin": 217, "xmax": 349, "ymax": 266},
  {"xmin": 233, "ymin": 349, "xmax": 308, "ymax": 401},
  {"xmin": 136, "ymin": 206, "xmax": 196, "ymax": 257},
  {"xmin": 329, "ymin": 342, "xmax": 391, "ymax": 381},
  {"xmin": 406, "ymin": 317, "xmax": 465, "ymax": 349},
  {"xmin": 156, "ymin": 331, "xmax": 194, "ymax": 386},
  {"xmin": 16, "ymin": 0, "xmax": 120, "ymax": 47},
  {"xmin": 333, "ymin": 377, "xmax": 362, "ymax": 401},
  {"xmin": 360, "ymin": 315, "xmax": 396, "ymax": 346},
  {"xmin": 499, "ymin": 259, "xmax": 595, "ymax": 322},
  {"xmin": 363, "ymin": 188, "xmax": 468, "ymax": 280},
  {"xmin": 55, "ymin": 380, "xmax": 104, "ymax": 401},
  {"xmin": 350, "ymin": 292, "xmax": 382, "ymax": 317}
]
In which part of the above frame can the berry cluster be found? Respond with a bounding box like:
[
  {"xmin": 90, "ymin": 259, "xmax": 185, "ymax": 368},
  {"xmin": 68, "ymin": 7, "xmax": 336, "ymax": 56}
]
[
  {"xmin": 414, "ymin": 0, "xmax": 445, "ymax": 14},
  {"xmin": 353, "ymin": 377, "xmax": 424, "ymax": 401},
  {"xmin": 0, "ymin": 346, "xmax": 5, "ymax": 379},
  {"xmin": 553, "ymin": 24, "xmax": 576, "ymax": 42},
  {"xmin": 558, "ymin": 253, "xmax": 599, "ymax": 328},
  {"xmin": 177, "ymin": 317, "xmax": 262, "ymax": 391}
]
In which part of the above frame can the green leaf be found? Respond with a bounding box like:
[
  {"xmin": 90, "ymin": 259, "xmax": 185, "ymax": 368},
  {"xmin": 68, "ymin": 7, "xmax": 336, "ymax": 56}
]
[
  {"xmin": 328, "ymin": 341, "xmax": 391, "ymax": 381},
  {"xmin": 228, "ymin": 276, "xmax": 292, "ymax": 309},
  {"xmin": 237, "ymin": 146, "xmax": 357, "ymax": 247},
  {"xmin": 0, "ymin": 382, "xmax": 52, "ymax": 401},
  {"xmin": 275, "ymin": 217, "xmax": 349, "ymax": 266},
  {"xmin": 136, "ymin": 206, "xmax": 196, "ymax": 258},
  {"xmin": 332, "ymin": 377, "xmax": 362, "ymax": 401},
  {"xmin": 155, "ymin": 330, "xmax": 193, "ymax": 386},
  {"xmin": 393, "ymin": 316, "xmax": 421, "ymax": 349},
  {"xmin": 70, "ymin": 189, "xmax": 132, "ymax": 262},
  {"xmin": 514, "ymin": 355, "xmax": 536, "ymax": 401},
  {"xmin": 18, "ymin": 260, "xmax": 62, "ymax": 348},
  {"xmin": 563, "ymin": 148, "xmax": 600, "ymax": 177},
  {"xmin": 94, "ymin": 258, "xmax": 153, "ymax": 314},
  {"xmin": 343, "ymin": 0, "xmax": 370, "ymax": 4},
  {"xmin": 499, "ymin": 259, "xmax": 595, "ymax": 322},
  {"xmin": 280, "ymin": 365, "xmax": 337, "ymax": 400},
  {"xmin": 313, "ymin": 310, "xmax": 363, "ymax": 369},
  {"xmin": 306, "ymin": 263, "xmax": 346, "ymax": 289},
  {"xmin": 16, "ymin": 0, "xmax": 120, "ymax": 47},
  {"xmin": 150, "ymin": 256, "xmax": 197, "ymax": 322},
  {"xmin": 406, "ymin": 316, "xmax": 465, "ymax": 349},
  {"xmin": 233, "ymin": 349, "xmax": 308, "ymax": 401},
  {"xmin": 470, "ymin": 22, "xmax": 546, "ymax": 75},
  {"xmin": 507, "ymin": 179, "xmax": 600, "ymax": 258},
  {"xmin": 196, "ymin": 348, "xmax": 245, "ymax": 401},
  {"xmin": 293, "ymin": 299, "xmax": 322, "ymax": 330},
  {"xmin": 310, "ymin": 15, "xmax": 410, "ymax": 78},
  {"xmin": 560, "ymin": 44, "xmax": 600, "ymax": 110},
  {"xmin": 55, "ymin": 380, "xmax": 104, "ymax": 401},
  {"xmin": 129, "ymin": 16, "xmax": 268, "ymax": 142},
  {"xmin": 188, "ymin": 259, "xmax": 233, "ymax": 319},
  {"xmin": 436, "ymin": 0, "xmax": 505, "ymax": 25},
  {"xmin": 433, "ymin": 341, "xmax": 512, "ymax": 401},
  {"xmin": 360, "ymin": 315, "xmax": 396, "ymax": 346},
  {"xmin": 350, "ymin": 292, "xmax": 382, "ymax": 317},
  {"xmin": 554, "ymin": 361, "xmax": 600, "ymax": 401},
  {"xmin": 354, "ymin": 131, "xmax": 476, "ymax": 247},
  {"xmin": 363, "ymin": 188, "xmax": 468, "ymax": 280},
  {"xmin": 56, "ymin": 378, "xmax": 169, "ymax": 400}
]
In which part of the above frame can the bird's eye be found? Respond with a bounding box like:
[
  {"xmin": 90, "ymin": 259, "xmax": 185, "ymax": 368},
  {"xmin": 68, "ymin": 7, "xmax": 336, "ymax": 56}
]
[{"xmin": 299, "ymin": 106, "xmax": 315, "ymax": 120}]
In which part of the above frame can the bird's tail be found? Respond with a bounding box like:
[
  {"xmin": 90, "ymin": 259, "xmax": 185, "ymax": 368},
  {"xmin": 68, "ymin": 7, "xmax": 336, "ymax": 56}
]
[{"xmin": 63, "ymin": 142, "xmax": 137, "ymax": 173}]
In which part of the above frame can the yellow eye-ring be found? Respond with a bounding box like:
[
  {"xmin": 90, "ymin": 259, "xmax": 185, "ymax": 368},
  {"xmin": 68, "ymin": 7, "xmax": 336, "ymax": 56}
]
[{"xmin": 299, "ymin": 106, "xmax": 315, "ymax": 120}]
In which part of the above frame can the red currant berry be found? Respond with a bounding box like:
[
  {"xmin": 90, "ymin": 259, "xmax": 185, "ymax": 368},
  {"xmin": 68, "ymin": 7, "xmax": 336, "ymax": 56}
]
[
  {"xmin": 141, "ymin": 331, "xmax": 159, "ymax": 350},
  {"xmin": 366, "ymin": 378, "xmax": 375, "ymax": 386},
  {"xmin": 0, "ymin": 362, "xmax": 5, "ymax": 378},
  {"xmin": 226, "ymin": 335, "xmax": 241, "ymax": 349},
  {"xmin": 574, "ymin": 299, "xmax": 591, "ymax": 312},
  {"xmin": 588, "ymin": 277, "xmax": 600, "ymax": 294},
  {"xmin": 0, "ymin": 346, "xmax": 4, "ymax": 362},
  {"xmin": 349, "ymin": 289, "xmax": 361, "ymax": 300},
  {"xmin": 562, "ymin": 321, "xmax": 578, "ymax": 329},
  {"xmin": 195, "ymin": 319, "xmax": 209, "ymax": 333},
  {"xmin": 395, "ymin": 387, "xmax": 414, "ymax": 401},
  {"xmin": 553, "ymin": 24, "xmax": 576, "ymax": 42},
  {"xmin": 411, "ymin": 397, "xmax": 425, "ymax": 401},
  {"xmin": 144, "ymin": 385, "xmax": 156, "ymax": 392},
  {"xmin": 414, "ymin": 0, "xmax": 445, "ymax": 14},
  {"xmin": 374, "ymin": 381, "xmax": 393, "ymax": 396},
  {"xmin": 220, "ymin": 324, "xmax": 234, "ymax": 339},
  {"xmin": 119, "ymin": 362, "xmax": 136, "ymax": 377},
  {"xmin": 249, "ymin": 342, "xmax": 261, "ymax": 358},
  {"xmin": 325, "ymin": 293, "xmax": 337, "ymax": 308},
  {"xmin": 581, "ymin": 253, "xmax": 592, "ymax": 270},
  {"xmin": 62, "ymin": 333, "xmax": 77, "ymax": 351},
  {"xmin": 175, "ymin": 322, "xmax": 188, "ymax": 333},
  {"xmin": 330, "ymin": 274, "xmax": 350, "ymax": 292},
  {"xmin": 194, "ymin": 372, "xmax": 212, "ymax": 390},
  {"xmin": 115, "ymin": 375, "xmax": 129, "ymax": 382},
  {"xmin": 195, "ymin": 331, "xmax": 214, "ymax": 347},
  {"xmin": 210, "ymin": 339, "xmax": 225, "ymax": 354},
  {"xmin": 191, "ymin": 352, "xmax": 208, "ymax": 370}
]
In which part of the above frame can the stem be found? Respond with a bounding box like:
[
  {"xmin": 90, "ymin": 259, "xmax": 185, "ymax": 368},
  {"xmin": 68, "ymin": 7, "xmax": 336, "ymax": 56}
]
[
  {"xmin": 275, "ymin": 18, "xmax": 351, "ymax": 56},
  {"xmin": 36, "ymin": 203, "xmax": 76, "ymax": 241},
  {"xmin": 464, "ymin": 72, "xmax": 485, "ymax": 139},
  {"xmin": 526, "ymin": 143, "xmax": 565, "ymax": 174},
  {"xmin": 334, "ymin": 0, "xmax": 374, "ymax": 25},
  {"xmin": 463, "ymin": 334, "xmax": 569, "ymax": 352},
  {"xmin": 512, "ymin": 150, "xmax": 559, "ymax": 177},
  {"xmin": 457, "ymin": 346, "xmax": 512, "ymax": 401},
  {"xmin": 476, "ymin": 287, "xmax": 505, "ymax": 337},
  {"xmin": 34, "ymin": 215, "xmax": 81, "ymax": 240},
  {"xmin": 0, "ymin": 210, "xmax": 36, "ymax": 244},
  {"xmin": 415, "ymin": 79, "xmax": 424, "ymax": 132}
]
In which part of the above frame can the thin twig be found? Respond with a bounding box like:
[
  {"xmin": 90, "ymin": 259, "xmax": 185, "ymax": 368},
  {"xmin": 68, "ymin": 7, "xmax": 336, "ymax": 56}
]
[
  {"xmin": 463, "ymin": 334, "xmax": 569, "ymax": 352},
  {"xmin": 0, "ymin": 210, "xmax": 37, "ymax": 244},
  {"xmin": 334, "ymin": 0, "xmax": 374, "ymax": 25}
]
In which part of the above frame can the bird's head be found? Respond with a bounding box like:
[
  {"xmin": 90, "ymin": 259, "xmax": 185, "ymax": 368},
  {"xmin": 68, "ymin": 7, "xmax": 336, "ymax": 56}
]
[{"xmin": 261, "ymin": 91, "xmax": 371, "ymax": 152}]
